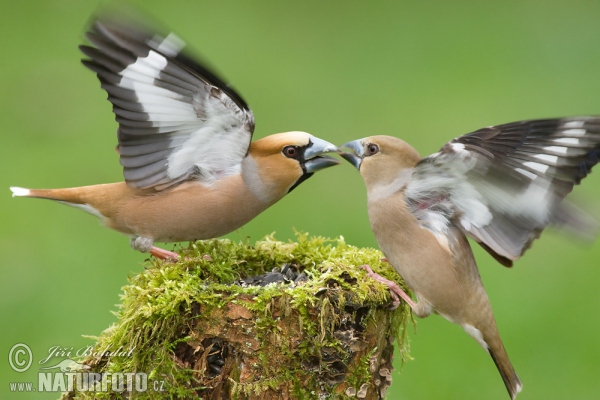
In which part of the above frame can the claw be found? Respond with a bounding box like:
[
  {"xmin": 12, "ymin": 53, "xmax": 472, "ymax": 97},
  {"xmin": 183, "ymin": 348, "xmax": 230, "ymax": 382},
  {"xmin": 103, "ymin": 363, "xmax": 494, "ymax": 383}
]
[
  {"xmin": 361, "ymin": 264, "xmax": 416, "ymax": 310},
  {"xmin": 149, "ymin": 246, "xmax": 180, "ymax": 260}
]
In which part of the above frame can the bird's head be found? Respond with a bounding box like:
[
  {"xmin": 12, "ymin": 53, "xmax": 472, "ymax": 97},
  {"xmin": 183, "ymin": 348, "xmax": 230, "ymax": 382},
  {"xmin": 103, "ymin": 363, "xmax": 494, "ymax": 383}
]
[
  {"xmin": 242, "ymin": 131, "xmax": 339, "ymax": 203},
  {"xmin": 340, "ymin": 135, "xmax": 421, "ymax": 189}
]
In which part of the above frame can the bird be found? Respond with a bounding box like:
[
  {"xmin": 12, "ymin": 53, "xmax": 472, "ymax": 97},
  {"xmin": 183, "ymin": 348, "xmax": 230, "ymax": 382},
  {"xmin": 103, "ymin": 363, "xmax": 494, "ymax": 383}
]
[
  {"xmin": 340, "ymin": 117, "xmax": 600, "ymax": 399},
  {"xmin": 10, "ymin": 14, "xmax": 340, "ymax": 260}
]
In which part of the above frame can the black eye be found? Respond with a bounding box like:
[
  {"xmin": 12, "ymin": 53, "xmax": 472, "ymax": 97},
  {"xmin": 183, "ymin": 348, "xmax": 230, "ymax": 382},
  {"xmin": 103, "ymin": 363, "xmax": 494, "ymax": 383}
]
[
  {"xmin": 366, "ymin": 143, "xmax": 379, "ymax": 156},
  {"xmin": 283, "ymin": 146, "xmax": 298, "ymax": 158}
]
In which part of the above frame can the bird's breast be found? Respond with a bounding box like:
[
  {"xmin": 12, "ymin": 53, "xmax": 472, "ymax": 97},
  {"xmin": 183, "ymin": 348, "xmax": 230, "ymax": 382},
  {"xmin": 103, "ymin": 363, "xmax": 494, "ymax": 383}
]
[
  {"xmin": 368, "ymin": 194, "xmax": 458, "ymax": 287},
  {"xmin": 108, "ymin": 176, "xmax": 270, "ymax": 242},
  {"xmin": 368, "ymin": 193, "xmax": 485, "ymax": 319}
]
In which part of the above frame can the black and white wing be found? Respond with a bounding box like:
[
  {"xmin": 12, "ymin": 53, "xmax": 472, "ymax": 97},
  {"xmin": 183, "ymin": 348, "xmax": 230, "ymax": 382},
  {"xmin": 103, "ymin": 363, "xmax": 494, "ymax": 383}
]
[
  {"xmin": 80, "ymin": 15, "xmax": 255, "ymax": 190},
  {"xmin": 405, "ymin": 117, "xmax": 600, "ymax": 267}
]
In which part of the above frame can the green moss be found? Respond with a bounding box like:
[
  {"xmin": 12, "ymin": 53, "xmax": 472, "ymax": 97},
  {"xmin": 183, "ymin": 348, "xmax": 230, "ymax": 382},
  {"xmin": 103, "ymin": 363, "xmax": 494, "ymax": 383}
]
[
  {"xmin": 64, "ymin": 233, "xmax": 412, "ymax": 399},
  {"xmin": 346, "ymin": 348, "xmax": 378, "ymax": 391}
]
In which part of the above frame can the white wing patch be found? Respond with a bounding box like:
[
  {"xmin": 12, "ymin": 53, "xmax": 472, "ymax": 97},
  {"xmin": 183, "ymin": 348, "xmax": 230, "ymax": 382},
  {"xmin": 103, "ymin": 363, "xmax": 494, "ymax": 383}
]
[
  {"xmin": 533, "ymin": 154, "xmax": 558, "ymax": 164},
  {"xmin": 451, "ymin": 142, "xmax": 466, "ymax": 152},
  {"xmin": 167, "ymin": 122, "xmax": 247, "ymax": 182},
  {"xmin": 407, "ymin": 153, "xmax": 493, "ymax": 234},
  {"xmin": 554, "ymin": 137, "xmax": 580, "ymax": 145},
  {"xmin": 562, "ymin": 120, "xmax": 585, "ymax": 128},
  {"xmin": 543, "ymin": 146, "xmax": 568, "ymax": 155},
  {"xmin": 562, "ymin": 128, "xmax": 586, "ymax": 136},
  {"xmin": 120, "ymin": 51, "xmax": 197, "ymax": 123},
  {"xmin": 475, "ymin": 178, "xmax": 552, "ymax": 222},
  {"xmin": 82, "ymin": 17, "xmax": 255, "ymax": 189},
  {"xmin": 153, "ymin": 33, "xmax": 185, "ymax": 56},
  {"xmin": 406, "ymin": 116, "xmax": 600, "ymax": 263},
  {"xmin": 118, "ymin": 49, "xmax": 247, "ymax": 183}
]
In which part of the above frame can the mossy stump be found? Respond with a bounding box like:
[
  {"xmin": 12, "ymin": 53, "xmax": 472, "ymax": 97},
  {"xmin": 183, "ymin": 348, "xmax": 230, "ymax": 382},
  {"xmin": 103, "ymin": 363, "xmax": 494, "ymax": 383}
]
[{"xmin": 62, "ymin": 234, "xmax": 411, "ymax": 399}]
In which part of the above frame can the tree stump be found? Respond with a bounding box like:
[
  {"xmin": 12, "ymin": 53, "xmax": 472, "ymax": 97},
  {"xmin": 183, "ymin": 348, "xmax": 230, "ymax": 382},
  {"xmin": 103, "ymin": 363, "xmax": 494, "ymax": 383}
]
[{"xmin": 61, "ymin": 234, "xmax": 411, "ymax": 399}]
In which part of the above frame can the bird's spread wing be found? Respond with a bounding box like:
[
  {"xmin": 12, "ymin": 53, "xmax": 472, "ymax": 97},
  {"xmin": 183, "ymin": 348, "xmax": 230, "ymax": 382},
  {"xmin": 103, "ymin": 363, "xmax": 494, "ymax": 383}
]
[
  {"xmin": 80, "ymin": 15, "xmax": 255, "ymax": 190},
  {"xmin": 405, "ymin": 117, "xmax": 600, "ymax": 266}
]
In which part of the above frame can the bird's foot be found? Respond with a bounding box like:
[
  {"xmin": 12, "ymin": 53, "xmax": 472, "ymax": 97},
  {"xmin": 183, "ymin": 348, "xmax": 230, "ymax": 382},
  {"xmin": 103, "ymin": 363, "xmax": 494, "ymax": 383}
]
[
  {"xmin": 149, "ymin": 246, "xmax": 180, "ymax": 260},
  {"xmin": 361, "ymin": 264, "xmax": 416, "ymax": 311}
]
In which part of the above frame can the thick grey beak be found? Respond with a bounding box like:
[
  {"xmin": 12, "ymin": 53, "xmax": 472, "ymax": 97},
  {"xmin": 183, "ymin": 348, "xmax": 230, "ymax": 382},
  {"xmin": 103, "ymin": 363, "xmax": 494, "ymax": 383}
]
[
  {"xmin": 339, "ymin": 139, "xmax": 364, "ymax": 170},
  {"xmin": 305, "ymin": 156, "xmax": 340, "ymax": 173},
  {"xmin": 304, "ymin": 137, "xmax": 340, "ymax": 173},
  {"xmin": 304, "ymin": 137, "xmax": 339, "ymax": 159}
]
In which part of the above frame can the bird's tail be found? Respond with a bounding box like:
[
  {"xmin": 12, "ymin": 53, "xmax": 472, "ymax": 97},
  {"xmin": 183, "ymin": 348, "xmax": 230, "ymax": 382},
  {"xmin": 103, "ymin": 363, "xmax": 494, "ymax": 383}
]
[
  {"xmin": 10, "ymin": 186, "xmax": 89, "ymax": 202},
  {"xmin": 10, "ymin": 186, "xmax": 107, "ymax": 219},
  {"xmin": 465, "ymin": 321, "xmax": 522, "ymax": 400},
  {"xmin": 488, "ymin": 342, "xmax": 522, "ymax": 400}
]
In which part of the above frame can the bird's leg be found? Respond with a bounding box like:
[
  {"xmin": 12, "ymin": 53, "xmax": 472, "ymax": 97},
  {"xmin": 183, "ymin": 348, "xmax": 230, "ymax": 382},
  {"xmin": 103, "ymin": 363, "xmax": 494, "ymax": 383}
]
[
  {"xmin": 361, "ymin": 264, "xmax": 416, "ymax": 310},
  {"xmin": 149, "ymin": 246, "xmax": 180, "ymax": 260},
  {"xmin": 131, "ymin": 236, "xmax": 179, "ymax": 260}
]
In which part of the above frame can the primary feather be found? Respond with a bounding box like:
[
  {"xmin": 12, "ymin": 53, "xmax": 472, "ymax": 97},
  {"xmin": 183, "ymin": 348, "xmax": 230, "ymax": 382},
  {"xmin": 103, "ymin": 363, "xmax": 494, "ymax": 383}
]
[
  {"xmin": 406, "ymin": 117, "xmax": 600, "ymax": 266},
  {"xmin": 80, "ymin": 16, "xmax": 255, "ymax": 190}
]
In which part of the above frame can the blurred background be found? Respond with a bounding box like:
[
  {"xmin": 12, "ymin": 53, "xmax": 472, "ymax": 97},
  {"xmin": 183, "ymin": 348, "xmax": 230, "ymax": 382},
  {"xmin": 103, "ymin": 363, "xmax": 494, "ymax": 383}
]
[{"xmin": 2, "ymin": 1, "xmax": 600, "ymax": 399}]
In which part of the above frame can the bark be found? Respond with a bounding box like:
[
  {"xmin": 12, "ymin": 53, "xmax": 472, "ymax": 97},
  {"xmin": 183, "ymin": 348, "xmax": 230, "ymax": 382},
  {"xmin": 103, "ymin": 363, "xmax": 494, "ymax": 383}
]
[
  {"xmin": 60, "ymin": 236, "xmax": 410, "ymax": 399},
  {"xmin": 173, "ymin": 293, "xmax": 396, "ymax": 399}
]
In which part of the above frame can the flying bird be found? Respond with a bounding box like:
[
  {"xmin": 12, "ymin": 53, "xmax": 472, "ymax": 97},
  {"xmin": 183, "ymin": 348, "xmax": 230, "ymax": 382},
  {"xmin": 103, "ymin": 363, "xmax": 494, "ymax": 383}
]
[
  {"xmin": 10, "ymin": 15, "xmax": 339, "ymax": 259},
  {"xmin": 340, "ymin": 117, "xmax": 600, "ymax": 399}
]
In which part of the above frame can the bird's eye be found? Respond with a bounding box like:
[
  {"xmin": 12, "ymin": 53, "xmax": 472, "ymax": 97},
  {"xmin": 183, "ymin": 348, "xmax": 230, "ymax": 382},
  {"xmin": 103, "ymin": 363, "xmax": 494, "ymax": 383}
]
[
  {"xmin": 283, "ymin": 146, "xmax": 298, "ymax": 158},
  {"xmin": 366, "ymin": 143, "xmax": 379, "ymax": 156}
]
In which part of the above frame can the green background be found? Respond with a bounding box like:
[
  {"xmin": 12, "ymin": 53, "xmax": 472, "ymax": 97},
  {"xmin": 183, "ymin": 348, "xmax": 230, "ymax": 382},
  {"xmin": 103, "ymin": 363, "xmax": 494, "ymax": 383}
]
[{"xmin": 2, "ymin": 1, "xmax": 600, "ymax": 399}]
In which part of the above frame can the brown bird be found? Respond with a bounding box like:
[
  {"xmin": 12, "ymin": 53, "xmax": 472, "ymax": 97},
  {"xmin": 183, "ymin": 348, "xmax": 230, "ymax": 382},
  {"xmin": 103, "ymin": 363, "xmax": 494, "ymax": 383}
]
[
  {"xmin": 10, "ymin": 15, "xmax": 339, "ymax": 260},
  {"xmin": 340, "ymin": 117, "xmax": 600, "ymax": 399}
]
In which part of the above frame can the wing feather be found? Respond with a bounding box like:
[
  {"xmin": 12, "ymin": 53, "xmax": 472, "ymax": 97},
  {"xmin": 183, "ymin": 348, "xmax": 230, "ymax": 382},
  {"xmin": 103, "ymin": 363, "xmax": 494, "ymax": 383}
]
[
  {"xmin": 81, "ymin": 14, "xmax": 255, "ymax": 189},
  {"xmin": 406, "ymin": 117, "xmax": 600, "ymax": 266}
]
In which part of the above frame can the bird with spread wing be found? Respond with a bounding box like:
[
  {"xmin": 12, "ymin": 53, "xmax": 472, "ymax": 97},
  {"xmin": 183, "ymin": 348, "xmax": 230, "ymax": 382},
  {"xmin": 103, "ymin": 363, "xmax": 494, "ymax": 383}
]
[
  {"xmin": 11, "ymin": 14, "xmax": 339, "ymax": 259},
  {"xmin": 341, "ymin": 117, "xmax": 600, "ymax": 399}
]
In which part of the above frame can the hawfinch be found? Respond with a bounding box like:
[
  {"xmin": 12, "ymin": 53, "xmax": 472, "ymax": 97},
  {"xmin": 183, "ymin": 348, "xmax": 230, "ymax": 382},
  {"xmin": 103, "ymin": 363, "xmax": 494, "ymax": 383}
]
[
  {"xmin": 10, "ymin": 15, "xmax": 339, "ymax": 260},
  {"xmin": 341, "ymin": 117, "xmax": 600, "ymax": 399}
]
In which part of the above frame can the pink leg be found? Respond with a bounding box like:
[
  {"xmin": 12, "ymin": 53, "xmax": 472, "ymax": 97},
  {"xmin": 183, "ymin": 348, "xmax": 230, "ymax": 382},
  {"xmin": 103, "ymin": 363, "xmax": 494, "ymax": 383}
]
[
  {"xmin": 149, "ymin": 246, "xmax": 180, "ymax": 260},
  {"xmin": 361, "ymin": 265, "xmax": 416, "ymax": 310}
]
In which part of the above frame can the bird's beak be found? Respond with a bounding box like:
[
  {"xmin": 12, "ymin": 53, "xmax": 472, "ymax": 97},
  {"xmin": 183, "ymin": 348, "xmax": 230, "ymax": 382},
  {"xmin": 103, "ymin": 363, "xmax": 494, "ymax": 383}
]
[
  {"xmin": 339, "ymin": 139, "xmax": 364, "ymax": 170},
  {"xmin": 304, "ymin": 137, "xmax": 341, "ymax": 173}
]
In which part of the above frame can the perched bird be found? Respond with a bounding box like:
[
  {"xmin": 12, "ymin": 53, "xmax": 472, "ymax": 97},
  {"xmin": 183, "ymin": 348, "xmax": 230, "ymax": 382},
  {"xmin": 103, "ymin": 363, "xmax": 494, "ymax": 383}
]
[
  {"xmin": 10, "ymin": 15, "xmax": 339, "ymax": 259},
  {"xmin": 340, "ymin": 117, "xmax": 600, "ymax": 399}
]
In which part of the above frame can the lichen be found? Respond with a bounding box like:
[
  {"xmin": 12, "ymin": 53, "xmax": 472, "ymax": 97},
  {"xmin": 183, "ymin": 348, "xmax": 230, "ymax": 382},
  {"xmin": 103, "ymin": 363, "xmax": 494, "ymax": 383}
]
[{"xmin": 61, "ymin": 233, "xmax": 412, "ymax": 399}]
